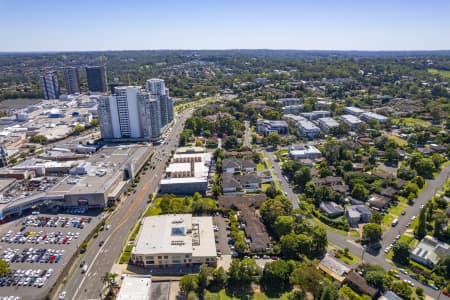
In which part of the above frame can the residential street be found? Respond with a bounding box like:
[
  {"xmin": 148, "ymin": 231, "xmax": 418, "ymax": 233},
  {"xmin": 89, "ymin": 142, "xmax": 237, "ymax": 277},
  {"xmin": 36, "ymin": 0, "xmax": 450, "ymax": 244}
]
[{"xmin": 266, "ymin": 148, "xmax": 450, "ymax": 299}]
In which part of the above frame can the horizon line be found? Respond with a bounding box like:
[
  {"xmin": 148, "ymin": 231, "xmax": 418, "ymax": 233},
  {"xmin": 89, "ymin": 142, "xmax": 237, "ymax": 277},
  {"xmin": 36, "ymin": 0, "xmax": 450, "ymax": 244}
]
[{"xmin": 1, "ymin": 48, "xmax": 450, "ymax": 54}]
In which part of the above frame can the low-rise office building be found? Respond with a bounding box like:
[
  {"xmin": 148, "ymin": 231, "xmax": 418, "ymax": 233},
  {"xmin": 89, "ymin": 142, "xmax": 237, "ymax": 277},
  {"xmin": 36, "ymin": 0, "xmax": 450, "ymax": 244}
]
[
  {"xmin": 288, "ymin": 144, "xmax": 322, "ymax": 160},
  {"xmin": 344, "ymin": 106, "xmax": 365, "ymax": 116},
  {"xmin": 297, "ymin": 120, "xmax": 321, "ymax": 139},
  {"xmin": 360, "ymin": 112, "xmax": 389, "ymax": 123},
  {"xmin": 131, "ymin": 214, "xmax": 217, "ymax": 269},
  {"xmin": 300, "ymin": 111, "xmax": 331, "ymax": 121},
  {"xmin": 256, "ymin": 119, "xmax": 289, "ymax": 135},
  {"xmin": 275, "ymin": 98, "xmax": 301, "ymax": 107},
  {"xmin": 340, "ymin": 114, "xmax": 362, "ymax": 129},
  {"xmin": 282, "ymin": 105, "xmax": 303, "ymax": 115},
  {"xmin": 317, "ymin": 117, "xmax": 340, "ymax": 132},
  {"xmin": 159, "ymin": 151, "xmax": 211, "ymax": 195}
]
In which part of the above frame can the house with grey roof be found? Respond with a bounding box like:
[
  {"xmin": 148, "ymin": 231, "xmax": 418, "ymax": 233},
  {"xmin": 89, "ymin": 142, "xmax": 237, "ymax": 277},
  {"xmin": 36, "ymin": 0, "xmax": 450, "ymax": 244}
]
[
  {"xmin": 346, "ymin": 205, "xmax": 372, "ymax": 227},
  {"xmin": 320, "ymin": 201, "xmax": 344, "ymax": 218},
  {"xmin": 411, "ymin": 235, "xmax": 450, "ymax": 268}
]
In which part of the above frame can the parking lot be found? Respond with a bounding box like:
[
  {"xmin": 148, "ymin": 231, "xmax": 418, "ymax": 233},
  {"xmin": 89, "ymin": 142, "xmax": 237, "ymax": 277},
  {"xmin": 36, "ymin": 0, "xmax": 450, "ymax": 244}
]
[
  {"xmin": 213, "ymin": 215, "xmax": 231, "ymax": 256},
  {"xmin": 0, "ymin": 210, "xmax": 102, "ymax": 300}
]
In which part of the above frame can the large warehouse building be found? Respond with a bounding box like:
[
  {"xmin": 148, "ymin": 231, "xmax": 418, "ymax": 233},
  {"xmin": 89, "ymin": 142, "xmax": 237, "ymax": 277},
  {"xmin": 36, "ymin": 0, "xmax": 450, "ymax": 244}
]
[{"xmin": 131, "ymin": 214, "xmax": 217, "ymax": 269}]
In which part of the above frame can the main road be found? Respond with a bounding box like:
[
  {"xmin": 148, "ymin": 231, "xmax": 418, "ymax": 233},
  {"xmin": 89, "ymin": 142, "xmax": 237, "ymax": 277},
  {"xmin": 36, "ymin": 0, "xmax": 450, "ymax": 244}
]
[
  {"xmin": 60, "ymin": 109, "xmax": 193, "ymax": 300},
  {"xmin": 266, "ymin": 148, "xmax": 450, "ymax": 299}
]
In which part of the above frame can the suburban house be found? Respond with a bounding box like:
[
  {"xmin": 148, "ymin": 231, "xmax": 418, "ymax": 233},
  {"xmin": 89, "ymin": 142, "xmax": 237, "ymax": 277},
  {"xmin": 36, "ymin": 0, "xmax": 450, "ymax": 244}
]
[
  {"xmin": 320, "ymin": 201, "xmax": 345, "ymax": 218},
  {"xmin": 222, "ymin": 158, "xmax": 256, "ymax": 173},
  {"xmin": 318, "ymin": 254, "xmax": 350, "ymax": 282},
  {"xmin": 236, "ymin": 173, "xmax": 261, "ymax": 191},
  {"xmin": 411, "ymin": 235, "xmax": 450, "ymax": 268},
  {"xmin": 222, "ymin": 173, "xmax": 242, "ymax": 193},
  {"xmin": 346, "ymin": 205, "xmax": 372, "ymax": 227},
  {"xmin": 379, "ymin": 291, "xmax": 404, "ymax": 300},
  {"xmin": 314, "ymin": 176, "xmax": 349, "ymax": 194},
  {"xmin": 368, "ymin": 194, "xmax": 390, "ymax": 210},
  {"xmin": 380, "ymin": 187, "xmax": 397, "ymax": 198},
  {"xmin": 344, "ymin": 270, "xmax": 379, "ymax": 299},
  {"xmin": 221, "ymin": 173, "xmax": 261, "ymax": 194}
]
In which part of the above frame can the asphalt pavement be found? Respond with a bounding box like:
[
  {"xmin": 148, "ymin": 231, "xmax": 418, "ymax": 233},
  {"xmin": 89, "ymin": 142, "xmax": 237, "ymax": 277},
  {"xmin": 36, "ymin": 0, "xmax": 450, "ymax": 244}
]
[{"xmin": 60, "ymin": 110, "xmax": 193, "ymax": 300}]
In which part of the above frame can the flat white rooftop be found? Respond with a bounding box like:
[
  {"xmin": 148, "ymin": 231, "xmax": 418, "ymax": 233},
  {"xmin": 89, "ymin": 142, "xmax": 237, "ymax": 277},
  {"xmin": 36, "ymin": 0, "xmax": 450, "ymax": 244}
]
[
  {"xmin": 133, "ymin": 214, "xmax": 216, "ymax": 258},
  {"xmin": 116, "ymin": 275, "xmax": 152, "ymax": 300},
  {"xmin": 341, "ymin": 114, "xmax": 362, "ymax": 124}
]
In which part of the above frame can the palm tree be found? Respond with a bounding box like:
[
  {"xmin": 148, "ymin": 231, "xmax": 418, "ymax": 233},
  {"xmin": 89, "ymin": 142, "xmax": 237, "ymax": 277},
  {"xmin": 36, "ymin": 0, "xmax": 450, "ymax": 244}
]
[{"xmin": 101, "ymin": 272, "xmax": 118, "ymax": 294}]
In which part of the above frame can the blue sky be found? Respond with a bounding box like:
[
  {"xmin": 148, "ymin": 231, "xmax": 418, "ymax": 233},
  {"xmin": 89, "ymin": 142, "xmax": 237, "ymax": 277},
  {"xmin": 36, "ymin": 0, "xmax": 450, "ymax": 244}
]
[{"xmin": 1, "ymin": 0, "xmax": 449, "ymax": 51}]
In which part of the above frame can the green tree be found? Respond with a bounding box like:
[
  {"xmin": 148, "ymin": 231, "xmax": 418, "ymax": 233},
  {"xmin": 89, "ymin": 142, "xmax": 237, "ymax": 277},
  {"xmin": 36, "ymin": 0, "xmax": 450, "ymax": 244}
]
[
  {"xmin": 0, "ymin": 259, "xmax": 10, "ymax": 277},
  {"xmin": 412, "ymin": 176, "xmax": 425, "ymax": 189},
  {"xmin": 198, "ymin": 264, "xmax": 212, "ymax": 292},
  {"xmin": 370, "ymin": 211, "xmax": 383, "ymax": 225},
  {"xmin": 415, "ymin": 158, "xmax": 435, "ymax": 179},
  {"xmin": 180, "ymin": 274, "xmax": 199, "ymax": 296},
  {"xmin": 90, "ymin": 119, "xmax": 99, "ymax": 127},
  {"xmin": 290, "ymin": 266, "xmax": 324, "ymax": 299},
  {"xmin": 320, "ymin": 285, "xmax": 338, "ymax": 300},
  {"xmin": 294, "ymin": 167, "xmax": 312, "ymax": 189},
  {"xmin": 73, "ymin": 124, "xmax": 85, "ymax": 133},
  {"xmin": 390, "ymin": 280, "xmax": 413, "ymax": 300},
  {"xmin": 364, "ymin": 270, "xmax": 385, "ymax": 290},
  {"xmin": 351, "ymin": 183, "xmax": 369, "ymax": 201},
  {"xmin": 431, "ymin": 153, "xmax": 445, "ymax": 169},
  {"xmin": 101, "ymin": 272, "xmax": 118, "ymax": 295},
  {"xmin": 415, "ymin": 207, "xmax": 427, "ymax": 240},
  {"xmin": 264, "ymin": 132, "xmax": 281, "ymax": 149},
  {"xmin": 210, "ymin": 267, "xmax": 227, "ymax": 291},
  {"xmin": 29, "ymin": 134, "xmax": 48, "ymax": 144},
  {"xmin": 261, "ymin": 260, "xmax": 292, "ymax": 294},
  {"xmin": 397, "ymin": 166, "xmax": 417, "ymax": 180},
  {"xmin": 227, "ymin": 258, "xmax": 261, "ymax": 286},
  {"xmin": 280, "ymin": 233, "xmax": 301, "ymax": 259},
  {"xmin": 274, "ymin": 215, "xmax": 294, "ymax": 238},
  {"xmin": 392, "ymin": 241, "xmax": 410, "ymax": 265},
  {"xmin": 260, "ymin": 196, "xmax": 293, "ymax": 229},
  {"xmin": 311, "ymin": 226, "xmax": 328, "ymax": 256},
  {"xmin": 362, "ymin": 223, "xmax": 382, "ymax": 245}
]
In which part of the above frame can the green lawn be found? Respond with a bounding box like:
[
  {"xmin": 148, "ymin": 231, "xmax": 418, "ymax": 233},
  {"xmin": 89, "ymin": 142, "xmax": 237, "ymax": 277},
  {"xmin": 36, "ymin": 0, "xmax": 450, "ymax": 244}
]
[
  {"xmin": 428, "ymin": 68, "xmax": 450, "ymax": 80},
  {"xmin": 311, "ymin": 217, "xmax": 349, "ymax": 236},
  {"xmin": 388, "ymin": 203, "xmax": 408, "ymax": 217},
  {"xmin": 382, "ymin": 214, "xmax": 395, "ymax": 229},
  {"xmin": 392, "ymin": 117, "xmax": 431, "ymax": 128},
  {"xmin": 384, "ymin": 134, "xmax": 408, "ymax": 147},
  {"xmin": 118, "ymin": 245, "xmax": 133, "ymax": 264},
  {"xmin": 338, "ymin": 252, "xmax": 361, "ymax": 265},
  {"xmin": 256, "ymin": 162, "xmax": 266, "ymax": 171},
  {"xmin": 145, "ymin": 206, "xmax": 162, "ymax": 217},
  {"xmin": 261, "ymin": 183, "xmax": 271, "ymax": 192}
]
